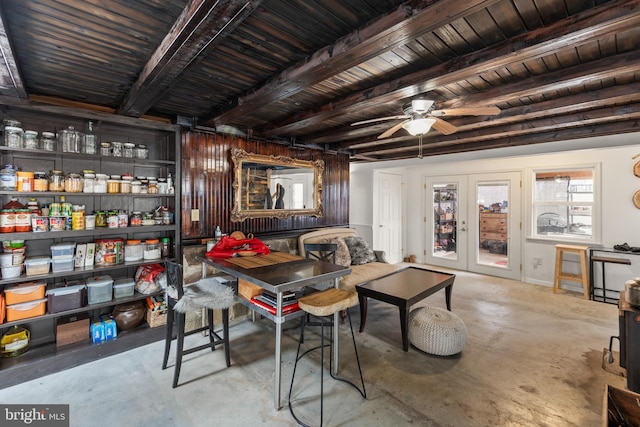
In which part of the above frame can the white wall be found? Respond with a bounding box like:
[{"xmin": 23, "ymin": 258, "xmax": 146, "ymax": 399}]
[{"xmin": 350, "ymin": 132, "xmax": 640, "ymax": 289}]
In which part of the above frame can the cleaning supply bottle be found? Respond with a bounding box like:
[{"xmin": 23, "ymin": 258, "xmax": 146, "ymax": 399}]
[{"xmin": 215, "ymin": 226, "xmax": 222, "ymax": 241}]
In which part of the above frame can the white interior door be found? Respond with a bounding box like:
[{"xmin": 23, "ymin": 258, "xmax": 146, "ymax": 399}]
[{"xmin": 377, "ymin": 172, "xmax": 403, "ymax": 263}]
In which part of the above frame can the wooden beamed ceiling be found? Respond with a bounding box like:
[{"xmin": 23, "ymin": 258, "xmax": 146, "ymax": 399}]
[{"xmin": 0, "ymin": 0, "xmax": 639, "ymax": 162}]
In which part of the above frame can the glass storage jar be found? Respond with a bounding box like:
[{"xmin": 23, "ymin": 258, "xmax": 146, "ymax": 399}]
[
  {"xmin": 41, "ymin": 132, "xmax": 56, "ymax": 151},
  {"xmin": 23, "ymin": 130, "xmax": 39, "ymax": 149},
  {"xmin": 95, "ymin": 211, "xmax": 107, "ymax": 227},
  {"xmin": 130, "ymin": 211, "xmax": 142, "ymax": 227},
  {"xmin": 136, "ymin": 144, "xmax": 148, "ymax": 159},
  {"xmin": 120, "ymin": 175, "xmax": 132, "ymax": 193},
  {"xmin": 107, "ymin": 179, "xmax": 120, "ymax": 194},
  {"xmin": 111, "ymin": 141, "xmax": 123, "ymax": 157},
  {"xmin": 131, "ymin": 180, "xmax": 141, "ymax": 194},
  {"xmin": 83, "ymin": 172, "xmax": 95, "ymax": 193},
  {"xmin": 59, "ymin": 125, "xmax": 82, "ymax": 153},
  {"xmin": 143, "ymin": 239, "xmax": 161, "ymax": 260},
  {"xmin": 48, "ymin": 170, "xmax": 64, "ymax": 191},
  {"xmin": 4, "ymin": 126, "xmax": 23, "ymax": 148},
  {"xmin": 147, "ymin": 180, "xmax": 158, "ymax": 194},
  {"xmin": 124, "ymin": 240, "xmax": 144, "ymax": 262},
  {"xmin": 123, "ymin": 143, "xmax": 135, "ymax": 158},
  {"xmin": 100, "ymin": 142, "xmax": 111, "ymax": 156},
  {"xmin": 64, "ymin": 173, "xmax": 83, "ymax": 192},
  {"xmin": 83, "ymin": 120, "xmax": 97, "ymax": 154},
  {"xmin": 0, "ymin": 165, "xmax": 17, "ymax": 191},
  {"xmin": 33, "ymin": 172, "xmax": 47, "ymax": 192},
  {"xmin": 94, "ymin": 173, "xmax": 108, "ymax": 193},
  {"xmin": 161, "ymin": 237, "xmax": 171, "ymax": 257}
]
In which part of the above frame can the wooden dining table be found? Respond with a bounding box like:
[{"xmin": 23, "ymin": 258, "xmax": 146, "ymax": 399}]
[{"xmin": 198, "ymin": 251, "xmax": 351, "ymax": 410}]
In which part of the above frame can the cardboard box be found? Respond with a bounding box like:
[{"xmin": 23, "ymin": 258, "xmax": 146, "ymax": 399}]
[
  {"xmin": 238, "ymin": 278, "xmax": 262, "ymax": 300},
  {"xmin": 100, "ymin": 315, "xmax": 117, "ymax": 341},
  {"xmin": 90, "ymin": 319, "xmax": 105, "ymax": 343},
  {"xmin": 145, "ymin": 308, "xmax": 167, "ymax": 328},
  {"xmin": 56, "ymin": 315, "xmax": 90, "ymax": 347}
]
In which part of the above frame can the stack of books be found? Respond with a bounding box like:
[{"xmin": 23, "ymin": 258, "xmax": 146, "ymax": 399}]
[{"xmin": 250, "ymin": 290, "xmax": 299, "ymax": 315}]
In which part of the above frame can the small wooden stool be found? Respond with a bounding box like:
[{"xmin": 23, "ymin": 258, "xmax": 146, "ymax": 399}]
[{"xmin": 553, "ymin": 244, "xmax": 589, "ymax": 299}]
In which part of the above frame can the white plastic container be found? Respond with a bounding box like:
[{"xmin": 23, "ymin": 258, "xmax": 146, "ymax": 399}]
[
  {"xmin": 1, "ymin": 264, "xmax": 22, "ymax": 278},
  {"xmin": 24, "ymin": 257, "xmax": 50, "ymax": 276},
  {"xmin": 51, "ymin": 255, "xmax": 74, "ymax": 273},
  {"xmin": 86, "ymin": 275, "xmax": 113, "ymax": 304},
  {"xmin": 113, "ymin": 278, "xmax": 135, "ymax": 298},
  {"xmin": 50, "ymin": 243, "xmax": 76, "ymax": 259},
  {"xmin": 0, "ymin": 252, "xmax": 13, "ymax": 267}
]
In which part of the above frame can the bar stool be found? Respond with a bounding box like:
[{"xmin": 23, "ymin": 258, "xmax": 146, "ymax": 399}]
[
  {"xmin": 162, "ymin": 260, "xmax": 235, "ymax": 388},
  {"xmin": 288, "ymin": 287, "xmax": 366, "ymax": 426},
  {"xmin": 553, "ymin": 244, "xmax": 589, "ymax": 299}
]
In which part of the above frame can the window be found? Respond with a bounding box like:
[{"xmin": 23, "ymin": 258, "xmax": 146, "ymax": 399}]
[{"xmin": 531, "ymin": 166, "xmax": 599, "ymax": 242}]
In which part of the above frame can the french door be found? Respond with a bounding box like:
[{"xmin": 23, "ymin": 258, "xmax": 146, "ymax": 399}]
[{"xmin": 425, "ymin": 172, "xmax": 521, "ymax": 280}]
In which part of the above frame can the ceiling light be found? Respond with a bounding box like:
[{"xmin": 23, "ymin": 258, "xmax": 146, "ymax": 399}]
[{"xmin": 402, "ymin": 118, "xmax": 435, "ymax": 136}]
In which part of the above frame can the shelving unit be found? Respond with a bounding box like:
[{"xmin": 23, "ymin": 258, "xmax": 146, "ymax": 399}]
[
  {"xmin": 433, "ymin": 187, "xmax": 457, "ymax": 253},
  {"xmin": 0, "ymin": 104, "xmax": 180, "ymax": 377}
]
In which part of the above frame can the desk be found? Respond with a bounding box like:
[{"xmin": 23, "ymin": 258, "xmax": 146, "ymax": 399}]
[
  {"xmin": 589, "ymin": 247, "xmax": 636, "ymax": 304},
  {"xmin": 198, "ymin": 253, "xmax": 350, "ymax": 410}
]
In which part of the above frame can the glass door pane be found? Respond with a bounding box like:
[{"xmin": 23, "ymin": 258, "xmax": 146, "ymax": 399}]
[
  {"xmin": 477, "ymin": 181, "xmax": 509, "ymax": 267},
  {"xmin": 433, "ymin": 183, "xmax": 458, "ymax": 260}
]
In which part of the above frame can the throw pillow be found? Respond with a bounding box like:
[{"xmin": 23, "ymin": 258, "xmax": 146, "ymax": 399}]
[
  {"xmin": 344, "ymin": 236, "xmax": 377, "ymax": 265},
  {"xmin": 323, "ymin": 237, "xmax": 351, "ymax": 267}
]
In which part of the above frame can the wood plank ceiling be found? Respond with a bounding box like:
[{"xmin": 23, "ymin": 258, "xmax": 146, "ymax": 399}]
[{"xmin": 0, "ymin": 0, "xmax": 638, "ymax": 162}]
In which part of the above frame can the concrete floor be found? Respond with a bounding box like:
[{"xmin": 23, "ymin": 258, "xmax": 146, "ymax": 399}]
[{"xmin": 0, "ymin": 265, "xmax": 625, "ymax": 426}]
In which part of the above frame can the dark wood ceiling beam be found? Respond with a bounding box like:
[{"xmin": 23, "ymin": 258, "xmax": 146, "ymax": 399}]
[
  {"xmin": 0, "ymin": 2, "xmax": 26, "ymax": 98},
  {"xmin": 330, "ymin": 82, "xmax": 640, "ymax": 148},
  {"xmin": 207, "ymin": 0, "xmax": 502, "ymax": 126},
  {"xmin": 361, "ymin": 119, "xmax": 640, "ymax": 161},
  {"xmin": 260, "ymin": 0, "xmax": 640, "ymax": 137},
  {"xmin": 118, "ymin": 0, "xmax": 262, "ymax": 117},
  {"xmin": 353, "ymin": 103, "xmax": 640, "ymax": 156}
]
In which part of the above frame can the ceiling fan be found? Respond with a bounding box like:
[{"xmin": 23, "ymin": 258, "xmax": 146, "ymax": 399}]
[{"xmin": 351, "ymin": 99, "xmax": 501, "ymax": 139}]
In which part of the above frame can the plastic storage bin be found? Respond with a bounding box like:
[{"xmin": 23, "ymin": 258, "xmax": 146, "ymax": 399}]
[
  {"xmin": 113, "ymin": 278, "xmax": 135, "ymax": 298},
  {"xmin": 6, "ymin": 298, "xmax": 47, "ymax": 322},
  {"xmin": 86, "ymin": 275, "xmax": 113, "ymax": 304},
  {"xmin": 24, "ymin": 257, "xmax": 50, "ymax": 276},
  {"xmin": 52, "ymin": 256, "xmax": 75, "ymax": 273},
  {"xmin": 4, "ymin": 281, "xmax": 46, "ymax": 305},
  {"xmin": 46, "ymin": 284, "xmax": 87, "ymax": 313},
  {"xmin": 50, "ymin": 243, "xmax": 76, "ymax": 259},
  {"xmin": 1, "ymin": 264, "xmax": 22, "ymax": 278}
]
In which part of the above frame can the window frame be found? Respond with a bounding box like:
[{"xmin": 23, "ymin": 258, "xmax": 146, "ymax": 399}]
[{"xmin": 527, "ymin": 163, "xmax": 601, "ymax": 244}]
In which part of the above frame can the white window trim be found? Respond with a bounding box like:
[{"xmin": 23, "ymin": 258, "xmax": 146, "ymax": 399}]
[{"xmin": 526, "ymin": 163, "xmax": 601, "ymax": 245}]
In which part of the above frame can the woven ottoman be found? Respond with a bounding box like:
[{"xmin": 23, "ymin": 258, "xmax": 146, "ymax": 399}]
[{"xmin": 408, "ymin": 306, "xmax": 467, "ymax": 356}]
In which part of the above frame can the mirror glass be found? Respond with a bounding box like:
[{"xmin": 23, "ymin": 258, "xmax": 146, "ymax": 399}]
[{"xmin": 231, "ymin": 148, "xmax": 324, "ymax": 221}]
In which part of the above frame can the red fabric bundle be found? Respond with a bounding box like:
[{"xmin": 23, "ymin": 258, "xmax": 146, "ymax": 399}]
[{"xmin": 205, "ymin": 236, "xmax": 271, "ymax": 258}]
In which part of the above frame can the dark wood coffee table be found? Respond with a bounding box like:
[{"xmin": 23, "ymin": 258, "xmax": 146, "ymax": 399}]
[{"xmin": 356, "ymin": 267, "xmax": 455, "ymax": 351}]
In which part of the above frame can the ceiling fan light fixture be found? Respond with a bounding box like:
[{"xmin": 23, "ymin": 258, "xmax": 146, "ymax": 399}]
[{"xmin": 402, "ymin": 118, "xmax": 435, "ymax": 136}]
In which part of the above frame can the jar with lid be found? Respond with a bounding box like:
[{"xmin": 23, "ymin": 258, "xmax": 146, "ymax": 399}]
[
  {"xmin": 124, "ymin": 239, "xmax": 144, "ymax": 262},
  {"xmin": 160, "ymin": 237, "xmax": 171, "ymax": 258},
  {"xmin": 94, "ymin": 173, "xmax": 108, "ymax": 193},
  {"xmin": 16, "ymin": 171, "xmax": 34, "ymax": 192},
  {"xmin": 95, "ymin": 211, "xmax": 107, "ymax": 227},
  {"xmin": 147, "ymin": 180, "xmax": 158, "ymax": 194},
  {"xmin": 111, "ymin": 141, "xmax": 123, "ymax": 157},
  {"xmin": 161, "ymin": 207, "xmax": 172, "ymax": 225},
  {"xmin": 41, "ymin": 132, "xmax": 56, "ymax": 151},
  {"xmin": 64, "ymin": 173, "xmax": 83, "ymax": 192},
  {"xmin": 100, "ymin": 142, "xmax": 111, "ymax": 156},
  {"xmin": 4, "ymin": 126, "xmax": 23, "ymax": 148},
  {"xmin": 107, "ymin": 179, "xmax": 120, "ymax": 194},
  {"xmin": 60, "ymin": 125, "xmax": 82, "ymax": 153},
  {"xmin": 123, "ymin": 142, "xmax": 135, "ymax": 158},
  {"xmin": 26, "ymin": 198, "xmax": 40, "ymax": 215},
  {"xmin": 131, "ymin": 180, "xmax": 141, "ymax": 194},
  {"xmin": 24, "ymin": 130, "xmax": 39, "ymax": 149},
  {"xmin": 15, "ymin": 209, "xmax": 31, "ymax": 232},
  {"xmin": 107, "ymin": 211, "xmax": 119, "ymax": 228},
  {"xmin": 0, "ymin": 209, "xmax": 15, "ymax": 233},
  {"xmin": 138, "ymin": 177, "xmax": 149, "ymax": 194},
  {"xmin": 143, "ymin": 239, "xmax": 161, "ymax": 260},
  {"xmin": 120, "ymin": 175, "xmax": 132, "ymax": 193},
  {"xmin": 71, "ymin": 205, "xmax": 85, "ymax": 231},
  {"xmin": 48, "ymin": 170, "xmax": 64, "ymax": 192},
  {"xmin": 130, "ymin": 211, "xmax": 142, "ymax": 227},
  {"xmin": 83, "ymin": 120, "xmax": 97, "ymax": 154},
  {"xmin": 33, "ymin": 172, "xmax": 47, "ymax": 192},
  {"xmin": 0, "ymin": 165, "xmax": 17, "ymax": 191},
  {"xmin": 136, "ymin": 144, "xmax": 149, "ymax": 159},
  {"xmin": 83, "ymin": 172, "xmax": 95, "ymax": 193}
]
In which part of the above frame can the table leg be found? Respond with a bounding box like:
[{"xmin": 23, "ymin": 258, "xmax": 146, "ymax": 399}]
[
  {"xmin": 333, "ymin": 277, "xmax": 339, "ymax": 376},
  {"xmin": 358, "ymin": 293, "xmax": 368, "ymax": 333},
  {"xmin": 445, "ymin": 285, "xmax": 452, "ymax": 311},
  {"xmin": 400, "ymin": 306, "xmax": 409, "ymax": 352},
  {"xmin": 274, "ymin": 292, "xmax": 283, "ymax": 410}
]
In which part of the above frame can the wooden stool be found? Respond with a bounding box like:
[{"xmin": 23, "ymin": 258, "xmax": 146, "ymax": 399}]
[{"xmin": 553, "ymin": 244, "xmax": 589, "ymax": 299}]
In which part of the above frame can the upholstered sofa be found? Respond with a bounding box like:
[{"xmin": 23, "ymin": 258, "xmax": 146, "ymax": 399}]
[{"xmin": 298, "ymin": 228, "xmax": 404, "ymax": 291}]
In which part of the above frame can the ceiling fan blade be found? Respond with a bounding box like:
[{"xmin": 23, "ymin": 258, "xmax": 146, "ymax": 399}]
[
  {"xmin": 431, "ymin": 106, "xmax": 501, "ymax": 117},
  {"xmin": 432, "ymin": 117, "xmax": 457, "ymax": 135},
  {"xmin": 351, "ymin": 115, "xmax": 408, "ymax": 126},
  {"xmin": 378, "ymin": 120, "xmax": 410, "ymax": 139}
]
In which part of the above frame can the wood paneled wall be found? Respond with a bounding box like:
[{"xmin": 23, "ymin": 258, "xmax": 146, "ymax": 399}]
[{"xmin": 181, "ymin": 130, "xmax": 349, "ymax": 242}]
